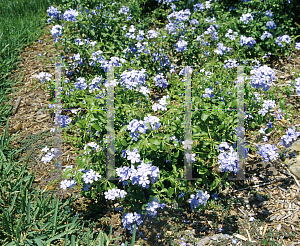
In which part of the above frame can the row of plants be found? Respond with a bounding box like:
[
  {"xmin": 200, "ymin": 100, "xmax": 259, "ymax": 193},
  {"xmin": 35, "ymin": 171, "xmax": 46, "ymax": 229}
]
[
  {"xmin": 0, "ymin": 0, "xmax": 139, "ymax": 245},
  {"xmin": 1, "ymin": 0, "xmax": 300, "ymax": 244},
  {"xmin": 33, "ymin": 0, "xmax": 300, "ymax": 244}
]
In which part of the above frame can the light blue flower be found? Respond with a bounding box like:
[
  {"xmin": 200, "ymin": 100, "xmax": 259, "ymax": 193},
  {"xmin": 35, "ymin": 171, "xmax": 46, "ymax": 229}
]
[
  {"xmin": 266, "ymin": 21, "xmax": 276, "ymax": 30},
  {"xmin": 276, "ymin": 35, "xmax": 291, "ymax": 47},
  {"xmin": 256, "ymin": 144, "xmax": 279, "ymax": 163},
  {"xmin": 175, "ymin": 39, "xmax": 188, "ymax": 52},
  {"xmin": 188, "ymin": 190, "xmax": 210, "ymax": 210},
  {"xmin": 280, "ymin": 127, "xmax": 300, "ymax": 148},
  {"xmin": 265, "ymin": 10, "xmax": 273, "ymax": 18},
  {"xmin": 239, "ymin": 35, "xmax": 256, "ymax": 49},
  {"xmin": 249, "ymin": 65, "xmax": 275, "ymax": 92},
  {"xmin": 63, "ymin": 9, "xmax": 79, "ymax": 22},
  {"xmin": 261, "ymin": 31, "xmax": 272, "ymax": 40},
  {"xmin": 74, "ymin": 77, "xmax": 88, "ymax": 90},
  {"xmin": 240, "ymin": 13, "xmax": 253, "ymax": 24}
]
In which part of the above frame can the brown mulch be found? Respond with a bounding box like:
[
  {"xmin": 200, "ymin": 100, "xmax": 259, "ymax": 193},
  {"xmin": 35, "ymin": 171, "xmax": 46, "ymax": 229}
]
[{"xmin": 1, "ymin": 20, "xmax": 300, "ymax": 245}]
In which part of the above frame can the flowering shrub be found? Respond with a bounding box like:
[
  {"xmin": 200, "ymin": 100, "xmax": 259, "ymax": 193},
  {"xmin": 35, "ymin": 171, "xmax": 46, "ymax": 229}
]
[{"xmin": 38, "ymin": 0, "xmax": 300, "ymax": 239}]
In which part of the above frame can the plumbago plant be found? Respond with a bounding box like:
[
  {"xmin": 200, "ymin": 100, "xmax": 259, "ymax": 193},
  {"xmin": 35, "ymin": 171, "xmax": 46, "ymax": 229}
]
[{"xmin": 38, "ymin": 0, "xmax": 300, "ymax": 236}]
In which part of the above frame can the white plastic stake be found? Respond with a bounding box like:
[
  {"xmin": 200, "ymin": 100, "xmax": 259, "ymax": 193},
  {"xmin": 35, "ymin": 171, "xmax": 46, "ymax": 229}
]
[{"xmin": 53, "ymin": 60, "xmax": 62, "ymax": 170}]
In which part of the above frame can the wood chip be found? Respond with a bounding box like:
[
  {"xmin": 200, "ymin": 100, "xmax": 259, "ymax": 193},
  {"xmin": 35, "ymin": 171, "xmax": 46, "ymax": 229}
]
[
  {"xmin": 262, "ymin": 224, "xmax": 268, "ymax": 237},
  {"xmin": 233, "ymin": 233, "xmax": 248, "ymax": 241},
  {"xmin": 12, "ymin": 96, "xmax": 21, "ymax": 115},
  {"xmin": 246, "ymin": 229, "xmax": 252, "ymax": 242}
]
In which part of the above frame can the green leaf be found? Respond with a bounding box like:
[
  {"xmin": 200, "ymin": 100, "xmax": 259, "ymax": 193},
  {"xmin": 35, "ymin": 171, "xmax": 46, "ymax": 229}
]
[
  {"xmin": 210, "ymin": 177, "xmax": 221, "ymax": 191},
  {"xmin": 149, "ymin": 143, "xmax": 157, "ymax": 151},
  {"xmin": 167, "ymin": 187, "xmax": 174, "ymax": 198},
  {"xmin": 201, "ymin": 112, "xmax": 209, "ymax": 122},
  {"xmin": 75, "ymin": 122, "xmax": 84, "ymax": 129},
  {"xmin": 91, "ymin": 123, "xmax": 101, "ymax": 131},
  {"xmin": 121, "ymin": 138, "xmax": 127, "ymax": 146},
  {"xmin": 174, "ymin": 150, "xmax": 179, "ymax": 158},
  {"xmin": 197, "ymin": 168, "xmax": 208, "ymax": 174},
  {"xmin": 149, "ymin": 138, "xmax": 160, "ymax": 145},
  {"xmin": 61, "ymin": 168, "xmax": 74, "ymax": 179},
  {"xmin": 280, "ymin": 99, "xmax": 286, "ymax": 110}
]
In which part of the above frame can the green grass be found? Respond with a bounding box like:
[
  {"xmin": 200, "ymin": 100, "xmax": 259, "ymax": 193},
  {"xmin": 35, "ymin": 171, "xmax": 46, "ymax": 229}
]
[
  {"xmin": 0, "ymin": 0, "xmax": 138, "ymax": 244},
  {"xmin": 0, "ymin": 0, "xmax": 300, "ymax": 245}
]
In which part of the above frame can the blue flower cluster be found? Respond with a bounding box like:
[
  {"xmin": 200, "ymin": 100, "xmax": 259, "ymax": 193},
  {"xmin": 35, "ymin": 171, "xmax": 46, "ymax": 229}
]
[
  {"xmin": 225, "ymin": 29, "xmax": 239, "ymax": 41},
  {"xmin": 179, "ymin": 66, "xmax": 193, "ymax": 76},
  {"xmin": 74, "ymin": 38, "xmax": 97, "ymax": 48},
  {"xmin": 240, "ymin": 13, "xmax": 253, "ymax": 24},
  {"xmin": 265, "ymin": 10, "xmax": 273, "ymax": 18},
  {"xmin": 57, "ymin": 115, "xmax": 72, "ymax": 128},
  {"xmin": 70, "ymin": 53, "xmax": 85, "ymax": 67},
  {"xmin": 119, "ymin": 68, "xmax": 149, "ymax": 96},
  {"xmin": 175, "ymin": 39, "xmax": 188, "ymax": 52},
  {"xmin": 46, "ymin": 5, "xmax": 61, "ymax": 23},
  {"xmin": 217, "ymin": 142, "xmax": 238, "ymax": 173},
  {"xmin": 258, "ymin": 100, "xmax": 276, "ymax": 116},
  {"xmin": 295, "ymin": 43, "xmax": 300, "ymax": 50},
  {"xmin": 275, "ymin": 35, "xmax": 291, "ymax": 47},
  {"xmin": 116, "ymin": 153, "xmax": 160, "ymax": 188},
  {"xmin": 188, "ymin": 190, "xmax": 210, "ymax": 210},
  {"xmin": 50, "ymin": 25, "xmax": 63, "ymax": 43},
  {"xmin": 81, "ymin": 169, "xmax": 101, "ymax": 184},
  {"xmin": 83, "ymin": 142, "xmax": 101, "ymax": 155},
  {"xmin": 249, "ymin": 65, "xmax": 276, "ymax": 92},
  {"xmin": 202, "ymin": 87, "xmax": 214, "ymax": 99},
  {"xmin": 152, "ymin": 52, "xmax": 171, "ymax": 70},
  {"xmin": 60, "ymin": 179, "xmax": 76, "ymax": 190},
  {"xmin": 63, "ymin": 9, "xmax": 79, "ymax": 22},
  {"xmin": 147, "ymin": 29, "xmax": 158, "ymax": 39},
  {"xmin": 144, "ymin": 197, "xmax": 166, "ymax": 218},
  {"xmin": 253, "ymin": 92, "xmax": 262, "ymax": 103},
  {"xmin": 74, "ymin": 77, "xmax": 88, "ymax": 90},
  {"xmin": 205, "ymin": 16, "xmax": 217, "ymax": 24},
  {"xmin": 204, "ymin": 25, "xmax": 219, "ymax": 41},
  {"xmin": 89, "ymin": 75, "xmax": 102, "ymax": 93},
  {"xmin": 165, "ymin": 9, "xmax": 191, "ymax": 36},
  {"xmin": 214, "ymin": 42, "xmax": 232, "ymax": 56},
  {"xmin": 127, "ymin": 114, "xmax": 161, "ymax": 141},
  {"xmin": 239, "ymin": 35, "xmax": 256, "ymax": 49},
  {"xmin": 59, "ymin": 167, "xmax": 100, "ymax": 191},
  {"xmin": 41, "ymin": 146, "xmax": 60, "ymax": 164},
  {"xmin": 266, "ymin": 21, "xmax": 276, "ymax": 30},
  {"xmin": 125, "ymin": 27, "xmax": 146, "ymax": 43},
  {"xmin": 89, "ymin": 50, "xmax": 105, "ymax": 67},
  {"xmin": 122, "ymin": 212, "xmax": 144, "ymax": 234},
  {"xmin": 256, "ymin": 144, "xmax": 279, "ymax": 163},
  {"xmin": 104, "ymin": 188, "xmax": 127, "ymax": 200},
  {"xmin": 224, "ymin": 59, "xmax": 239, "ymax": 69},
  {"xmin": 261, "ymin": 31, "xmax": 273, "ymax": 41},
  {"xmin": 279, "ymin": 127, "xmax": 300, "ymax": 148},
  {"xmin": 36, "ymin": 72, "xmax": 52, "ymax": 83},
  {"xmin": 294, "ymin": 77, "xmax": 300, "ymax": 95},
  {"xmin": 153, "ymin": 73, "xmax": 169, "ymax": 89},
  {"xmin": 118, "ymin": 6, "xmax": 130, "ymax": 15},
  {"xmin": 196, "ymin": 34, "xmax": 210, "ymax": 46},
  {"xmin": 152, "ymin": 95, "xmax": 170, "ymax": 112},
  {"xmin": 193, "ymin": 2, "xmax": 205, "ymax": 12}
]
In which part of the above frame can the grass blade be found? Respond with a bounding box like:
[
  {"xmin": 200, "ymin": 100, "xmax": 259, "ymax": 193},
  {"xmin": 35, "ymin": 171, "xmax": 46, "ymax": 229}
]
[
  {"xmin": 52, "ymin": 199, "xmax": 59, "ymax": 237},
  {"xmin": 27, "ymin": 198, "xmax": 31, "ymax": 224}
]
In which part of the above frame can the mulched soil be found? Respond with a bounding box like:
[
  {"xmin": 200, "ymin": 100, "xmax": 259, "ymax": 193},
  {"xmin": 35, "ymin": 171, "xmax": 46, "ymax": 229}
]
[{"xmin": 2, "ymin": 22, "xmax": 300, "ymax": 245}]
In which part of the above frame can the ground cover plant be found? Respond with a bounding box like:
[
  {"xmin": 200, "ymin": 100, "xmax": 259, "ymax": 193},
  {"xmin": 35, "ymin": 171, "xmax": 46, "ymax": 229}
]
[
  {"xmin": 39, "ymin": 0, "xmax": 300, "ymax": 243},
  {"xmin": 1, "ymin": 0, "xmax": 300, "ymax": 245}
]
